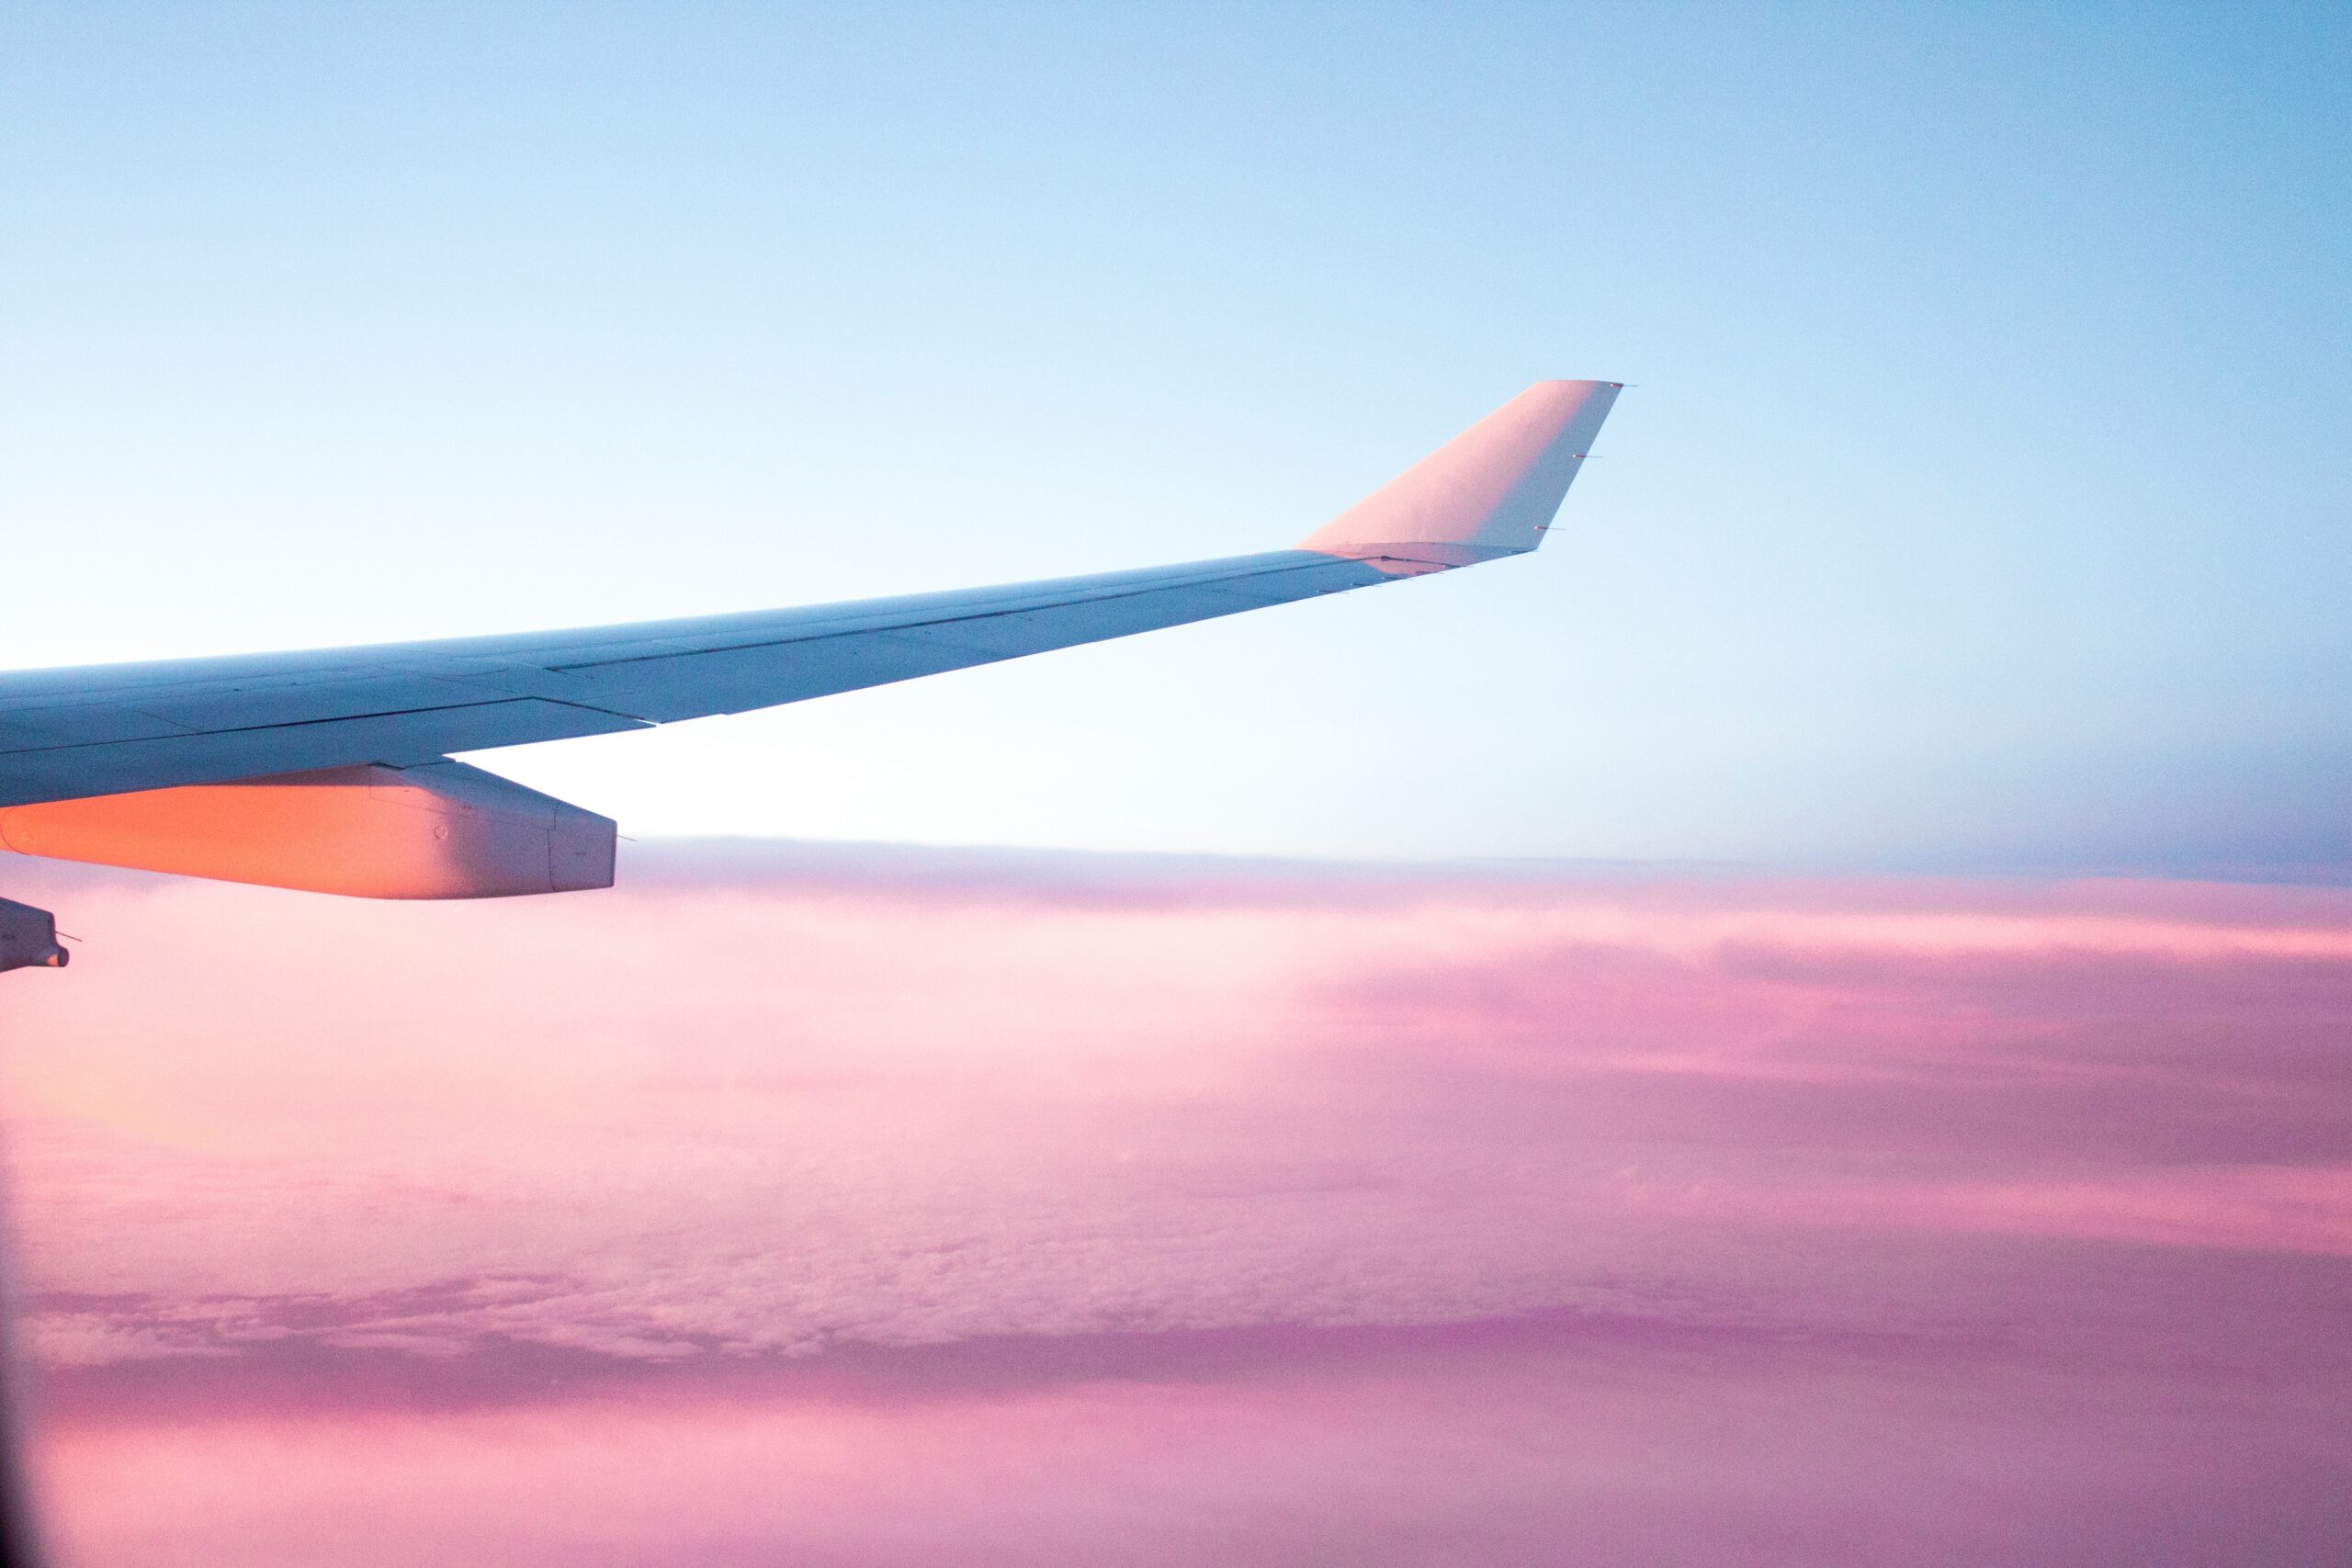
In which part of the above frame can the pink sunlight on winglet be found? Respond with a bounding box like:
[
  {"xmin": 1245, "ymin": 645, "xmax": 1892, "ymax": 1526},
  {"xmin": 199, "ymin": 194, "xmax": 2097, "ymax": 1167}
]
[{"xmin": 2, "ymin": 847, "xmax": 2348, "ymax": 1565}]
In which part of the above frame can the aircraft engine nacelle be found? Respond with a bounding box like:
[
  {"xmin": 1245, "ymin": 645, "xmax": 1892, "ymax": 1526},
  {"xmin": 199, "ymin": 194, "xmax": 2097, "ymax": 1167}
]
[
  {"xmin": 0, "ymin": 897, "xmax": 68, "ymax": 971},
  {"xmin": 0, "ymin": 761, "xmax": 616, "ymax": 899}
]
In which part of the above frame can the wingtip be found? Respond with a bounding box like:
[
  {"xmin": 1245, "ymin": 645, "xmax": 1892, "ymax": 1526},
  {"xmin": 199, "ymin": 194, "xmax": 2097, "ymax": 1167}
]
[{"xmin": 1296, "ymin": 380, "xmax": 1621, "ymax": 565}]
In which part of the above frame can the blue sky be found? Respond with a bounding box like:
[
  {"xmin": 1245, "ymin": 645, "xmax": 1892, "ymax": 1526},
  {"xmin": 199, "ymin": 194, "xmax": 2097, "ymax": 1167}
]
[{"xmin": 5, "ymin": 3, "xmax": 2346, "ymax": 875}]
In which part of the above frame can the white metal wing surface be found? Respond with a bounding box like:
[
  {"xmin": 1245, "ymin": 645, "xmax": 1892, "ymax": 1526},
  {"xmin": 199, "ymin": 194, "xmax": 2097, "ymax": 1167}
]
[{"xmin": 0, "ymin": 380, "xmax": 1618, "ymax": 941}]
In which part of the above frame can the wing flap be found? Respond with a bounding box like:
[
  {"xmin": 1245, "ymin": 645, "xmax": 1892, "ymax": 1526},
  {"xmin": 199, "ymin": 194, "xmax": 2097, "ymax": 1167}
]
[
  {"xmin": 119, "ymin": 673, "xmax": 510, "ymax": 733},
  {"xmin": 549, "ymin": 631, "xmax": 992, "ymax": 723}
]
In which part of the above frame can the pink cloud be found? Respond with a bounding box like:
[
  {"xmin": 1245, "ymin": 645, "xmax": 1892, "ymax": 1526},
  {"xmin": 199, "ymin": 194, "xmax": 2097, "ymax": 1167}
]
[{"xmin": 2, "ymin": 847, "xmax": 2347, "ymax": 1563}]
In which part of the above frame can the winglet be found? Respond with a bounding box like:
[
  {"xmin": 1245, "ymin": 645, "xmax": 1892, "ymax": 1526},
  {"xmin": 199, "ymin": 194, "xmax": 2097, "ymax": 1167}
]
[{"xmin": 1297, "ymin": 379, "xmax": 1622, "ymax": 569}]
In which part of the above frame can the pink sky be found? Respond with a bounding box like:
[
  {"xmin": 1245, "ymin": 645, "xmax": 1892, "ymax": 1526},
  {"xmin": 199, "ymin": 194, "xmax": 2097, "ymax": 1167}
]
[{"xmin": 2, "ymin": 846, "xmax": 2347, "ymax": 1564}]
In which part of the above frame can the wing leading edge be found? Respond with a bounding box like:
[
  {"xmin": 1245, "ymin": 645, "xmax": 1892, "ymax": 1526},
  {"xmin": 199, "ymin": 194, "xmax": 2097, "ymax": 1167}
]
[{"xmin": 0, "ymin": 379, "xmax": 1619, "ymax": 851}]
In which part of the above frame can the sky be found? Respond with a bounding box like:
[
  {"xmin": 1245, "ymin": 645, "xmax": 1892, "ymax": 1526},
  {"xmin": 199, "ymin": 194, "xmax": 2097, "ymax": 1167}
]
[
  {"xmin": 4, "ymin": 2, "xmax": 2347, "ymax": 874},
  {"xmin": 4, "ymin": 849, "xmax": 2348, "ymax": 1564}
]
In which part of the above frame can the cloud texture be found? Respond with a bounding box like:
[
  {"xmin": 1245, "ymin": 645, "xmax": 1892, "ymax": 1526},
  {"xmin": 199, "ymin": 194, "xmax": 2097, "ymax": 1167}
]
[{"xmin": 1, "ymin": 846, "xmax": 2347, "ymax": 1564}]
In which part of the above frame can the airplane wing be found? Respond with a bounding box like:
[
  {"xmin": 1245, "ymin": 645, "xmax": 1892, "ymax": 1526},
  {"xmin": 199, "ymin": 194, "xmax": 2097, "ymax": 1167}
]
[{"xmin": 0, "ymin": 380, "xmax": 1618, "ymax": 912}]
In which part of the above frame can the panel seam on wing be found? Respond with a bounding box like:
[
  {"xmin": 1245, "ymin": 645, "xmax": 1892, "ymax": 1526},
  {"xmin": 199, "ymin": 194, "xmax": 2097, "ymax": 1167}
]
[{"xmin": 544, "ymin": 556, "xmax": 1357, "ymax": 674}]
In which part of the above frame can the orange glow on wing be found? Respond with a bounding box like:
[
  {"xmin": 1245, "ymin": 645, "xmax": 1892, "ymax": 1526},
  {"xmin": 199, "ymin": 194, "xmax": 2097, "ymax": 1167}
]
[{"xmin": 0, "ymin": 761, "xmax": 614, "ymax": 898}]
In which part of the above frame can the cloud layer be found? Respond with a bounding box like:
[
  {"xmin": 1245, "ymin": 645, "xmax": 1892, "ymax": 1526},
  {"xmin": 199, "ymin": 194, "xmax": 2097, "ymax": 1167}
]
[{"xmin": 3, "ymin": 847, "xmax": 2347, "ymax": 1564}]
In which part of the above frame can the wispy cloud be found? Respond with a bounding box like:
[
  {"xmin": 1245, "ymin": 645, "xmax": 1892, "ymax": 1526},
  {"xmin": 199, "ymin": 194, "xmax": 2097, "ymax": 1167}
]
[{"xmin": 5, "ymin": 846, "xmax": 2348, "ymax": 1563}]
